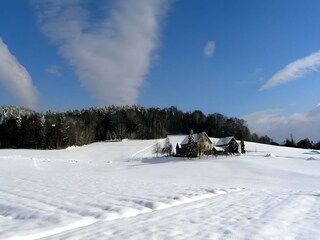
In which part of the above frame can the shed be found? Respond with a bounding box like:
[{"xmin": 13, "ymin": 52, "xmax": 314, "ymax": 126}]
[{"xmin": 216, "ymin": 136, "xmax": 239, "ymax": 154}]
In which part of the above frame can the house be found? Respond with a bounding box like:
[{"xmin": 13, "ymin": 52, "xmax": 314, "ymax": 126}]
[
  {"xmin": 215, "ymin": 136, "xmax": 239, "ymax": 154},
  {"xmin": 180, "ymin": 131, "xmax": 212, "ymax": 157}
]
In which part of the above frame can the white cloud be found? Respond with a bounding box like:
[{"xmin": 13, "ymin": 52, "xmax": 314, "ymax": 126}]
[
  {"xmin": 242, "ymin": 105, "xmax": 320, "ymax": 142},
  {"xmin": 34, "ymin": 0, "xmax": 170, "ymax": 105},
  {"xmin": 0, "ymin": 37, "xmax": 38, "ymax": 109},
  {"xmin": 203, "ymin": 40, "xmax": 215, "ymax": 57},
  {"xmin": 260, "ymin": 50, "xmax": 320, "ymax": 91},
  {"xmin": 309, "ymin": 103, "xmax": 320, "ymax": 117},
  {"xmin": 46, "ymin": 65, "xmax": 60, "ymax": 75}
]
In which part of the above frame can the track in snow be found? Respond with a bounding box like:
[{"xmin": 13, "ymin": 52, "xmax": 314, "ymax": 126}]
[
  {"xmin": 49, "ymin": 190, "xmax": 320, "ymax": 240},
  {"xmin": 8, "ymin": 188, "xmax": 243, "ymax": 240}
]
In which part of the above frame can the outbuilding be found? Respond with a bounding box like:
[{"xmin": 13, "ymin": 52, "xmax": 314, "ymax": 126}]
[{"xmin": 215, "ymin": 136, "xmax": 239, "ymax": 154}]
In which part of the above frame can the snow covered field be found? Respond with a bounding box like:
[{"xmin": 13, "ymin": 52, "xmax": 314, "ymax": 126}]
[{"xmin": 0, "ymin": 136, "xmax": 320, "ymax": 239}]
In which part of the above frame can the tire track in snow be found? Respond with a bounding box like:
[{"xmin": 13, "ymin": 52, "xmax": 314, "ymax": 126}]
[
  {"xmin": 54, "ymin": 190, "xmax": 319, "ymax": 240},
  {"xmin": 101, "ymin": 188, "xmax": 243, "ymax": 221},
  {"xmin": 12, "ymin": 188, "xmax": 243, "ymax": 240},
  {"xmin": 47, "ymin": 188, "xmax": 246, "ymax": 240},
  {"xmin": 7, "ymin": 218, "xmax": 97, "ymax": 240}
]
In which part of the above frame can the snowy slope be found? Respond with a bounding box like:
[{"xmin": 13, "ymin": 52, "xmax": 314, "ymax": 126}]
[{"xmin": 0, "ymin": 136, "xmax": 320, "ymax": 239}]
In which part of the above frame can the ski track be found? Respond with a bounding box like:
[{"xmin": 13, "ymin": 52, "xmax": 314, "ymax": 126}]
[
  {"xmin": 130, "ymin": 140, "xmax": 164, "ymax": 160},
  {"xmin": 1, "ymin": 137, "xmax": 320, "ymax": 239}
]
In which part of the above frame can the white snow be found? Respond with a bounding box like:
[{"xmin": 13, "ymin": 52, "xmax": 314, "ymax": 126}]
[
  {"xmin": 0, "ymin": 136, "xmax": 320, "ymax": 239},
  {"xmin": 264, "ymin": 153, "xmax": 276, "ymax": 157}
]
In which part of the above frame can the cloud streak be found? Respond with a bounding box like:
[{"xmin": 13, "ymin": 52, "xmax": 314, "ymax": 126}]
[
  {"xmin": 46, "ymin": 65, "xmax": 60, "ymax": 75},
  {"xmin": 203, "ymin": 40, "xmax": 215, "ymax": 57},
  {"xmin": 0, "ymin": 37, "xmax": 38, "ymax": 109},
  {"xmin": 34, "ymin": 0, "xmax": 170, "ymax": 105},
  {"xmin": 242, "ymin": 105, "xmax": 320, "ymax": 142},
  {"xmin": 260, "ymin": 50, "xmax": 320, "ymax": 90}
]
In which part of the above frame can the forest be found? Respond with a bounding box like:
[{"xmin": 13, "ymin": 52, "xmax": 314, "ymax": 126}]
[{"xmin": 0, "ymin": 105, "xmax": 319, "ymax": 150}]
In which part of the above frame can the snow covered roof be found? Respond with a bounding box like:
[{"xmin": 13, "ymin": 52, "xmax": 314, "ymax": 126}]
[
  {"xmin": 216, "ymin": 136, "xmax": 237, "ymax": 146},
  {"xmin": 212, "ymin": 146, "xmax": 225, "ymax": 152},
  {"xmin": 181, "ymin": 132, "xmax": 212, "ymax": 145}
]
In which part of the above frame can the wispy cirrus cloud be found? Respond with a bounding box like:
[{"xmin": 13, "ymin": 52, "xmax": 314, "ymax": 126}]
[
  {"xmin": 203, "ymin": 40, "xmax": 216, "ymax": 57},
  {"xmin": 0, "ymin": 37, "xmax": 37, "ymax": 109},
  {"xmin": 33, "ymin": 0, "xmax": 170, "ymax": 105},
  {"xmin": 46, "ymin": 65, "xmax": 60, "ymax": 75},
  {"xmin": 260, "ymin": 50, "xmax": 320, "ymax": 91},
  {"xmin": 242, "ymin": 105, "xmax": 320, "ymax": 142}
]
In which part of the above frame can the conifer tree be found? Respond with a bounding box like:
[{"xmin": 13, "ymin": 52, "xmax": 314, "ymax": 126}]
[
  {"xmin": 187, "ymin": 129, "xmax": 195, "ymax": 158},
  {"xmin": 241, "ymin": 139, "xmax": 245, "ymax": 154}
]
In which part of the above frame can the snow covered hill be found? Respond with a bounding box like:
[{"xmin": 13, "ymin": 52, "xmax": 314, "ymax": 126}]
[{"xmin": 0, "ymin": 136, "xmax": 319, "ymax": 239}]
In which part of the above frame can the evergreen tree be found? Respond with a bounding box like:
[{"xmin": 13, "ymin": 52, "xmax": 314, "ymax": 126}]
[
  {"xmin": 241, "ymin": 139, "xmax": 245, "ymax": 154},
  {"xmin": 187, "ymin": 129, "xmax": 195, "ymax": 159},
  {"xmin": 175, "ymin": 143, "xmax": 181, "ymax": 155},
  {"xmin": 283, "ymin": 134, "xmax": 296, "ymax": 147}
]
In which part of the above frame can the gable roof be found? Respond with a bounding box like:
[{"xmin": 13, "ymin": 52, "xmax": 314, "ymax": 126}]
[
  {"xmin": 216, "ymin": 136, "xmax": 237, "ymax": 146},
  {"xmin": 181, "ymin": 132, "xmax": 212, "ymax": 145}
]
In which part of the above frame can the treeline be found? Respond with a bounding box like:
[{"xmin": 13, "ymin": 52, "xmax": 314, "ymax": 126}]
[
  {"xmin": 0, "ymin": 105, "xmax": 254, "ymax": 149},
  {"xmin": 280, "ymin": 136, "xmax": 320, "ymax": 150},
  {"xmin": 2, "ymin": 105, "xmax": 318, "ymax": 150},
  {"xmin": 250, "ymin": 132, "xmax": 320, "ymax": 150}
]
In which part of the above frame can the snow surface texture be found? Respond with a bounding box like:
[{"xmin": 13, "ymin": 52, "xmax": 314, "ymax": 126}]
[{"xmin": 0, "ymin": 136, "xmax": 320, "ymax": 239}]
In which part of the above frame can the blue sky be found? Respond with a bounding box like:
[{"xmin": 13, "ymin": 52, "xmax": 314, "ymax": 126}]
[{"xmin": 0, "ymin": 0, "xmax": 320, "ymax": 142}]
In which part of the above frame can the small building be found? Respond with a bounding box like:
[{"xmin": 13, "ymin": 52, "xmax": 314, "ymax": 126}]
[
  {"xmin": 212, "ymin": 145, "xmax": 225, "ymax": 155},
  {"xmin": 180, "ymin": 131, "xmax": 212, "ymax": 157},
  {"xmin": 215, "ymin": 136, "xmax": 239, "ymax": 154}
]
